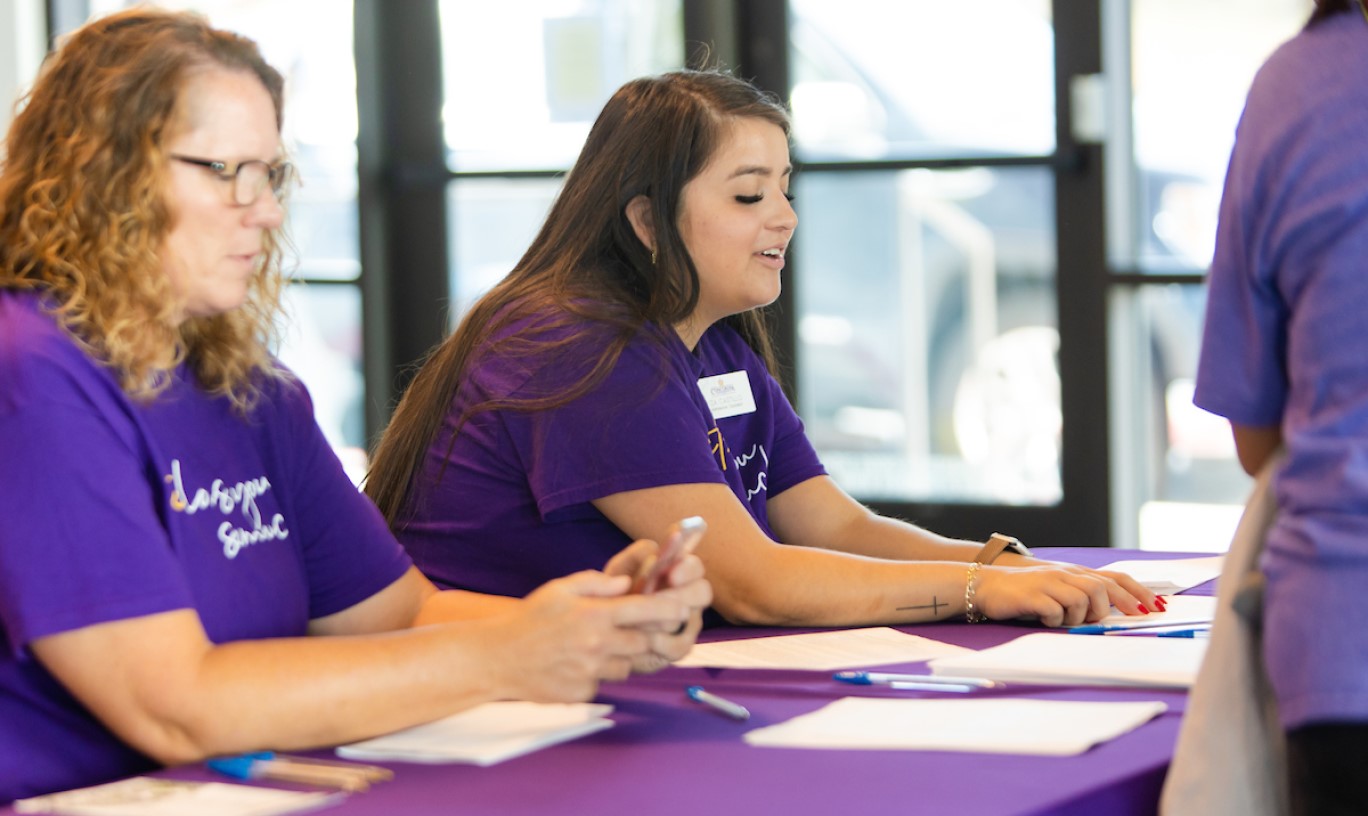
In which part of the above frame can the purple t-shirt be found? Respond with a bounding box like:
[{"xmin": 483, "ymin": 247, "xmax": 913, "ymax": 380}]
[
  {"xmin": 0, "ymin": 290, "xmax": 412, "ymax": 803},
  {"xmin": 1193, "ymin": 12, "xmax": 1368, "ymax": 730},
  {"xmin": 397, "ymin": 314, "xmax": 827, "ymax": 598}
]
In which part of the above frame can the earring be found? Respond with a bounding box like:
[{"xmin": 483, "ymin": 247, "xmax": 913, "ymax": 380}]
[{"xmin": 651, "ymin": 249, "xmax": 658, "ymax": 266}]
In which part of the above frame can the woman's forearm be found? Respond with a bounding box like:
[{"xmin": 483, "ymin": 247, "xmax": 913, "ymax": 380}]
[
  {"xmin": 34, "ymin": 612, "xmax": 510, "ymax": 765},
  {"xmin": 33, "ymin": 572, "xmax": 684, "ymax": 766}
]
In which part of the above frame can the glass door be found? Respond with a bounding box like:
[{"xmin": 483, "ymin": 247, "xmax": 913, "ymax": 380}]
[
  {"xmin": 1108, "ymin": 0, "xmax": 1311, "ymax": 550},
  {"xmin": 789, "ymin": 0, "xmax": 1061, "ymax": 508},
  {"xmin": 438, "ymin": 0, "xmax": 684, "ymax": 321}
]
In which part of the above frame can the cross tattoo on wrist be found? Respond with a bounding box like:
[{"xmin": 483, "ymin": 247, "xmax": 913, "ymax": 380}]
[{"xmin": 897, "ymin": 596, "xmax": 946, "ymax": 615}]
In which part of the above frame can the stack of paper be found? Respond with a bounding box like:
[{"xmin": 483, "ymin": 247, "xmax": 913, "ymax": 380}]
[
  {"xmin": 674, "ymin": 626, "xmax": 971, "ymax": 670},
  {"xmin": 1075, "ymin": 594, "xmax": 1217, "ymax": 632},
  {"xmin": 336, "ymin": 702, "xmax": 613, "ymax": 766},
  {"xmin": 1100, "ymin": 555, "xmax": 1225, "ymax": 592},
  {"xmin": 927, "ymin": 632, "xmax": 1207, "ymax": 688},
  {"xmin": 744, "ymin": 698, "xmax": 1168, "ymax": 755}
]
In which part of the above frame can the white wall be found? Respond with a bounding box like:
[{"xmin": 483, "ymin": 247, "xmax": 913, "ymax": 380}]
[{"xmin": 0, "ymin": 0, "xmax": 46, "ymax": 137}]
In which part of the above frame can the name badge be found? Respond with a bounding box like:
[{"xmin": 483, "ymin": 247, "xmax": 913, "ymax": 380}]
[{"xmin": 697, "ymin": 370, "xmax": 757, "ymax": 420}]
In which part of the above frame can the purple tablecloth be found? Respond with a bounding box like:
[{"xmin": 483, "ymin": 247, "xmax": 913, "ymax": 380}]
[{"xmin": 7, "ymin": 548, "xmax": 1211, "ymax": 815}]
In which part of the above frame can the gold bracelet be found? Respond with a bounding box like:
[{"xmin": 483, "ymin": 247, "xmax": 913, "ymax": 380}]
[{"xmin": 965, "ymin": 561, "xmax": 986, "ymax": 623}]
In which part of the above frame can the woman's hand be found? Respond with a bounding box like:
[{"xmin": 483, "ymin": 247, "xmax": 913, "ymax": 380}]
[
  {"xmin": 486, "ymin": 565, "xmax": 695, "ymax": 701},
  {"xmin": 973, "ymin": 564, "xmax": 1158, "ymax": 628},
  {"xmin": 604, "ymin": 539, "xmax": 712, "ymax": 674}
]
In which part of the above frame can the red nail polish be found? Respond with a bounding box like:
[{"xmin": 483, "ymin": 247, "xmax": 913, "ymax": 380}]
[
  {"xmin": 1155, "ymin": 598, "xmax": 1167, "ymax": 611},
  {"xmin": 1138, "ymin": 604, "xmax": 1150, "ymax": 615}
]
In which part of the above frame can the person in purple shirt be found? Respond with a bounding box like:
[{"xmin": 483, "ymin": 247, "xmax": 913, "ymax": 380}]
[
  {"xmin": 1193, "ymin": 1, "xmax": 1368, "ymax": 809},
  {"xmin": 0, "ymin": 9, "xmax": 708, "ymax": 805},
  {"xmin": 366, "ymin": 70, "xmax": 1156, "ymax": 631}
]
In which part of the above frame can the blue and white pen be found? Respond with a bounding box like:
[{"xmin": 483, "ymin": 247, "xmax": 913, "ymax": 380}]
[
  {"xmin": 1069, "ymin": 620, "xmax": 1205, "ymax": 635},
  {"xmin": 686, "ymin": 685, "xmax": 751, "ymax": 720},
  {"xmin": 834, "ymin": 671, "xmax": 999, "ymax": 691},
  {"xmin": 207, "ymin": 752, "xmax": 392, "ymax": 792}
]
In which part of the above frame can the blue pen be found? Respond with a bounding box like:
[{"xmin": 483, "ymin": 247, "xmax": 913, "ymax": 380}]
[
  {"xmin": 1068, "ymin": 620, "xmax": 1200, "ymax": 635},
  {"xmin": 834, "ymin": 671, "xmax": 999, "ymax": 690},
  {"xmin": 208, "ymin": 751, "xmax": 391, "ymax": 791},
  {"xmin": 207, "ymin": 751, "xmax": 279, "ymax": 782},
  {"xmin": 687, "ymin": 685, "xmax": 750, "ymax": 720},
  {"xmin": 1157, "ymin": 628, "xmax": 1211, "ymax": 639}
]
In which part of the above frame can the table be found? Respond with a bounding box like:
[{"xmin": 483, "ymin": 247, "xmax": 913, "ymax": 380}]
[{"xmin": 10, "ymin": 548, "xmax": 1212, "ymax": 816}]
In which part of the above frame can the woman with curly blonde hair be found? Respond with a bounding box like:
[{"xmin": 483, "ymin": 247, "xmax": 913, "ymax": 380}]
[
  {"xmin": 0, "ymin": 7, "xmax": 287, "ymax": 409},
  {"xmin": 0, "ymin": 8, "xmax": 708, "ymax": 805}
]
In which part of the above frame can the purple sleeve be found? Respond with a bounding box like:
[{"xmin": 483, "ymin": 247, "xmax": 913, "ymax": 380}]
[
  {"xmin": 260, "ymin": 378, "xmax": 413, "ymax": 619},
  {"xmin": 758, "ymin": 369, "xmax": 827, "ymax": 497},
  {"xmin": 1192, "ymin": 103, "xmax": 1289, "ymax": 428},
  {"xmin": 494, "ymin": 338, "xmax": 728, "ymax": 518},
  {"xmin": 0, "ymin": 364, "xmax": 192, "ymax": 655}
]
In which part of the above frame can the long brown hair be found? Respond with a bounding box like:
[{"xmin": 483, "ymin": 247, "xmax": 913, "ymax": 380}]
[
  {"xmin": 365, "ymin": 69, "xmax": 791, "ymax": 528},
  {"xmin": 0, "ymin": 7, "xmax": 289, "ymax": 410}
]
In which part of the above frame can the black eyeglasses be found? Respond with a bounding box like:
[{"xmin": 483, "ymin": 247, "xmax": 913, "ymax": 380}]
[{"xmin": 170, "ymin": 154, "xmax": 296, "ymax": 206}]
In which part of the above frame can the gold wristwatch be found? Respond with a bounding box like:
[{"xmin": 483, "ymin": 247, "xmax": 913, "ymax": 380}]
[{"xmin": 973, "ymin": 533, "xmax": 1031, "ymax": 564}]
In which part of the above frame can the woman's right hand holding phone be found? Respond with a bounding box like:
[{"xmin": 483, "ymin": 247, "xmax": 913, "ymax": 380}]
[
  {"xmin": 605, "ymin": 528, "xmax": 712, "ymax": 673},
  {"xmin": 485, "ymin": 536, "xmax": 711, "ymax": 702}
]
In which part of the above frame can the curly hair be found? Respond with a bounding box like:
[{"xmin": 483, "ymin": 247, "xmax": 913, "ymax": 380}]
[{"xmin": 0, "ymin": 7, "xmax": 289, "ymax": 411}]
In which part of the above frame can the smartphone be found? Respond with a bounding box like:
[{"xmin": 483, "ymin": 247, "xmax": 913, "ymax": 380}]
[{"xmin": 631, "ymin": 516, "xmax": 707, "ymax": 594}]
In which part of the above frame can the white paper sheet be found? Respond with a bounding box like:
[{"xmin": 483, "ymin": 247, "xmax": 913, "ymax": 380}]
[
  {"xmin": 927, "ymin": 632, "xmax": 1207, "ymax": 688},
  {"xmin": 674, "ymin": 626, "xmax": 973, "ymax": 670},
  {"xmin": 1081, "ymin": 594, "xmax": 1217, "ymax": 631},
  {"xmin": 336, "ymin": 702, "xmax": 613, "ymax": 766},
  {"xmin": 1100, "ymin": 555, "xmax": 1225, "ymax": 592},
  {"xmin": 743, "ymin": 698, "xmax": 1168, "ymax": 755},
  {"xmin": 14, "ymin": 778, "xmax": 340, "ymax": 816}
]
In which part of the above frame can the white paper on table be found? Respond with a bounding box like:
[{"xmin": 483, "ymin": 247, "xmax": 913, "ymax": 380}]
[
  {"xmin": 927, "ymin": 632, "xmax": 1207, "ymax": 688},
  {"xmin": 1085, "ymin": 594, "xmax": 1217, "ymax": 630},
  {"xmin": 674, "ymin": 626, "xmax": 973, "ymax": 670},
  {"xmin": 336, "ymin": 702, "xmax": 613, "ymax": 766},
  {"xmin": 13, "ymin": 778, "xmax": 340, "ymax": 816},
  {"xmin": 743, "ymin": 697, "xmax": 1168, "ymax": 756},
  {"xmin": 1100, "ymin": 555, "xmax": 1225, "ymax": 592}
]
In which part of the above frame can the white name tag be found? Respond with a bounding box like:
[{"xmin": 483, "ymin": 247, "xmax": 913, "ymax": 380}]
[{"xmin": 697, "ymin": 370, "xmax": 757, "ymax": 420}]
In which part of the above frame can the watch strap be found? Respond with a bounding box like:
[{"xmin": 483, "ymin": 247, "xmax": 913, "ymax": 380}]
[{"xmin": 973, "ymin": 533, "xmax": 1029, "ymax": 564}]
